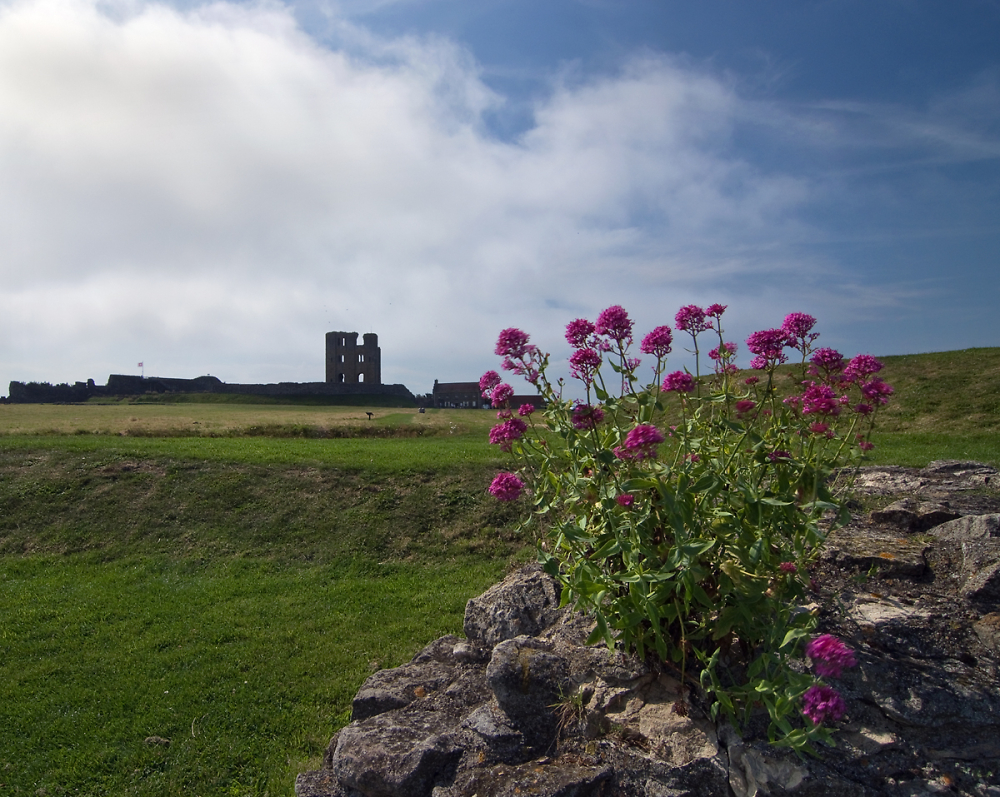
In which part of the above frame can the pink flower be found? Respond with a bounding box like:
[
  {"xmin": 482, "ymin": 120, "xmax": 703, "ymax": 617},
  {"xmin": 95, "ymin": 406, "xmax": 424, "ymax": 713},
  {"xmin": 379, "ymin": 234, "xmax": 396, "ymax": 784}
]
[
  {"xmin": 569, "ymin": 347, "xmax": 603, "ymax": 384},
  {"xmin": 616, "ymin": 494, "xmax": 635, "ymax": 508},
  {"xmin": 801, "ymin": 383, "xmax": 841, "ymax": 417},
  {"xmin": 779, "ymin": 562, "xmax": 797, "ymax": 573},
  {"xmin": 802, "ymin": 685, "xmax": 847, "ymax": 725},
  {"xmin": 781, "ymin": 312, "xmax": 819, "ymax": 349},
  {"xmin": 769, "ymin": 450, "xmax": 792, "ymax": 462},
  {"xmin": 488, "ymin": 472, "xmax": 525, "ymax": 501},
  {"xmin": 705, "ymin": 303, "xmax": 727, "ymax": 319},
  {"xmin": 479, "ymin": 370, "xmax": 501, "ymax": 398},
  {"xmin": 843, "ymin": 354, "xmax": 883, "ymax": 381},
  {"xmin": 860, "ymin": 378, "xmax": 894, "ymax": 406},
  {"xmin": 662, "ymin": 371, "xmax": 695, "ymax": 393},
  {"xmin": 746, "ymin": 328, "xmax": 788, "ymax": 366},
  {"xmin": 675, "ymin": 305, "xmax": 710, "ymax": 333},
  {"xmin": 709, "ymin": 342, "xmax": 737, "ymax": 361},
  {"xmin": 490, "ymin": 383, "xmax": 514, "ymax": 408},
  {"xmin": 744, "ymin": 376, "xmax": 759, "ymax": 385},
  {"xmin": 808, "ymin": 422, "xmax": 829, "ymax": 435},
  {"xmin": 640, "ymin": 326, "xmax": 673, "ymax": 358},
  {"xmin": 616, "ymin": 424, "xmax": 665, "ymax": 460},
  {"xmin": 517, "ymin": 403, "xmax": 535, "ymax": 417},
  {"xmin": 853, "ymin": 402, "xmax": 873, "ymax": 416},
  {"xmin": 809, "ymin": 347, "xmax": 844, "ymax": 377},
  {"xmin": 488, "ymin": 418, "xmax": 527, "ymax": 451},
  {"xmin": 495, "ymin": 328, "xmax": 530, "ymax": 358},
  {"xmin": 735, "ymin": 399, "xmax": 756, "ymax": 418},
  {"xmin": 565, "ymin": 318, "xmax": 595, "ymax": 348},
  {"xmin": 572, "ymin": 404, "xmax": 605, "ymax": 430},
  {"xmin": 805, "ymin": 634, "xmax": 857, "ymax": 679},
  {"xmin": 595, "ymin": 305, "xmax": 634, "ymax": 343}
]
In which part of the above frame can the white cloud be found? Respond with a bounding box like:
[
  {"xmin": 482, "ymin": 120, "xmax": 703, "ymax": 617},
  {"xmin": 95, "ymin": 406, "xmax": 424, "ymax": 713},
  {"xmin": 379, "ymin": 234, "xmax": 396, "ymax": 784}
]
[{"xmin": 5, "ymin": 0, "xmax": 985, "ymax": 397}]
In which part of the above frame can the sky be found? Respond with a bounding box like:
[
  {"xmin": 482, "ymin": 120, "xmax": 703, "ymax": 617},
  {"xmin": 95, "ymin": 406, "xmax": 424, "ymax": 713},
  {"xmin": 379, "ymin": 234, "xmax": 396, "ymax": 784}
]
[{"xmin": 1, "ymin": 0, "xmax": 998, "ymax": 398}]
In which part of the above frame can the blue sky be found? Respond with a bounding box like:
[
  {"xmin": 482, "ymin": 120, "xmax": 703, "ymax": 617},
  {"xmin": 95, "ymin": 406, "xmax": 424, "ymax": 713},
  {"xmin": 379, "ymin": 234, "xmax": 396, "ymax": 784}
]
[{"xmin": 1, "ymin": 0, "xmax": 998, "ymax": 397}]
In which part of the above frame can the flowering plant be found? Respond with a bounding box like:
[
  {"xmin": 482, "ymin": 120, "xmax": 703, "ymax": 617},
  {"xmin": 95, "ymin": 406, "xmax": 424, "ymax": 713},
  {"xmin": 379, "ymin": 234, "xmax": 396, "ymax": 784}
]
[{"xmin": 484, "ymin": 305, "xmax": 883, "ymax": 751}]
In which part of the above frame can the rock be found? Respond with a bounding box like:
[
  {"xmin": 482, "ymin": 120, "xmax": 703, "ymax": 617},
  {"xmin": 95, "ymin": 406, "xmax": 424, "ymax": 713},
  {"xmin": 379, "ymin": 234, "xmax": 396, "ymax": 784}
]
[
  {"xmin": 486, "ymin": 636, "xmax": 571, "ymax": 750},
  {"xmin": 463, "ymin": 563, "xmax": 564, "ymax": 648},
  {"xmin": 825, "ymin": 527, "xmax": 928, "ymax": 577},
  {"xmin": 352, "ymin": 636, "xmax": 466, "ymax": 721},
  {"xmin": 870, "ymin": 498, "xmax": 960, "ymax": 532},
  {"xmin": 298, "ymin": 465, "xmax": 1000, "ymax": 797},
  {"xmin": 728, "ymin": 744, "xmax": 808, "ymax": 797},
  {"xmin": 973, "ymin": 612, "xmax": 1000, "ymax": 652},
  {"xmin": 930, "ymin": 513, "xmax": 1000, "ymax": 542},
  {"xmin": 431, "ymin": 759, "xmax": 612, "ymax": 797},
  {"xmin": 958, "ymin": 539, "xmax": 1000, "ymax": 603},
  {"xmin": 329, "ymin": 711, "xmax": 464, "ymax": 797}
]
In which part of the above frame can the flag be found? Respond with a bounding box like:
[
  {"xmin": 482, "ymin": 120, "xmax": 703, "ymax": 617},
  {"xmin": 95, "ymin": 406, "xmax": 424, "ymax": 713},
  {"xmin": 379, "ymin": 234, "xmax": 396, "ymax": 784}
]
[{"xmin": 138, "ymin": 362, "xmax": 143, "ymax": 368}]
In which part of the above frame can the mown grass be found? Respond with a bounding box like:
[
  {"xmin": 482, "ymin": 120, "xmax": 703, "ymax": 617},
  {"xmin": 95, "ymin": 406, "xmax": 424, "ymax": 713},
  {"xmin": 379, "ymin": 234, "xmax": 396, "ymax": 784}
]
[
  {"xmin": 0, "ymin": 404, "xmax": 496, "ymax": 439},
  {"xmin": 0, "ymin": 556, "xmax": 504, "ymax": 796},
  {"xmin": 0, "ymin": 347, "xmax": 997, "ymax": 795}
]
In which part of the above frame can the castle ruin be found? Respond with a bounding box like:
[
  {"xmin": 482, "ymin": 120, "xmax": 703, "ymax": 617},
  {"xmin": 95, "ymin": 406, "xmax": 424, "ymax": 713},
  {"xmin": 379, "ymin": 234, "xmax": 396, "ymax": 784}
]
[{"xmin": 326, "ymin": 332, "xmax": 381, "ymax": 385}]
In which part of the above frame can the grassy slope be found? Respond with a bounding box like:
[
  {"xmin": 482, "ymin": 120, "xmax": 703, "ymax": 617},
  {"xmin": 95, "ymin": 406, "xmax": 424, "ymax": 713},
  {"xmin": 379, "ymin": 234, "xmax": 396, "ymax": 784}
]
[
  {"xmin": 0, "ymin": 432, "xmax": 524, "ymax": 797},
  {"xmin": 873, "ymin": 347, "xmax": 1000, "ymax": 433}
]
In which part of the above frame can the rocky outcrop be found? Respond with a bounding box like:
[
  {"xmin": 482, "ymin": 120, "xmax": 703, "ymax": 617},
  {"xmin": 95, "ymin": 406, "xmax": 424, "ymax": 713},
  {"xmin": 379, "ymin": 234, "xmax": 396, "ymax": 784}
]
[{"xmin": 297, "ymin": 461, "xmax": 1000, "ymax": 797}]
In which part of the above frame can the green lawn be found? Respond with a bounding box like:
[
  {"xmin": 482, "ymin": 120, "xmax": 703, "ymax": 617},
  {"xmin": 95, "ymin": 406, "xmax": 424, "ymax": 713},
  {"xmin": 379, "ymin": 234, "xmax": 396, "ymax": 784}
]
[{"xmin": 0, "ymin": 556, "xmax": 506, "ymax": 796}]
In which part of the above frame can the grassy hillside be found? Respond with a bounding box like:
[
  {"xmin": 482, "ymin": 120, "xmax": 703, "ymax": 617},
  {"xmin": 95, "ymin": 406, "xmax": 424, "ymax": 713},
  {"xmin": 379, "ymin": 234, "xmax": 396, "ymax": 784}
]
[{"xmin": 872, "ymin": 347, "xmax": 1000, "ymax": 433}]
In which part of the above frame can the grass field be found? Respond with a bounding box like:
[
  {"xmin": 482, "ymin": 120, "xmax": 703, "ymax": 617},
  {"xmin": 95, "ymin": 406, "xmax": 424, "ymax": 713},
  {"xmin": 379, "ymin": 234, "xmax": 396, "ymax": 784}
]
[{"xmin": 0, "ymin": 349, "xmax": 997, "ymax": 795}]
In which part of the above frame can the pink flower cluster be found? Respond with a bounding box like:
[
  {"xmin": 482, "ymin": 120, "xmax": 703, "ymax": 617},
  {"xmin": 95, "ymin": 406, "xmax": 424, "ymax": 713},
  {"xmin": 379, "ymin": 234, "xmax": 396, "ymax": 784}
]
[
  {"xmin": 569, "ymin": 347, "xmax": 603, "ymax": 385},
  {"xmin": 675, "ymin": 304, "xmax": 712, "ymax": 333},
  {"xmin": 843, "ymin": 354, "xmax": 882, "ymax": 381},
  {"xmin": 479, "ymin": 370, "xmax": 501, "ymax": 398},
  {"xmin": 802, "ymin": 685, "xmax": 847, "ymax": 725},
  {"xmin": 662, "ymin": 371, "xmax": 695, "ymax": 393},
  {"xmin": 615, "ymin": 424, "xmax": 665, "ymax": 460},
  {"xmin": 565, "ymin": 318, "xmax": 596, "ymax": 348},
  {"xmin": 495, "ymin": 328, "xmax": 540, "ymax": 382},
  {"xmin": 490, "ymin": 382, "xmax": 514, "ymax": 408},
  {"xmin": 595, "ymin": 305, "xmax": 634, "ymax": 344},
  {"xmin": 746, "ymin": 328, "xmax": 789, "ymax": 370},
  {"xmin": 495, "ymin": 328, "xmax": 530, "ymax": 359},
  {"xmin": 640, "ymin": 326, "xmax": 673, "ymax": 358},
  {"xmin": 800, "ymin": 634, "xmax": 857, "ymax": 725},
  {"xmin": 489, "ymin": 417, "xmax": 527, "ymax": 452},
  {"xmin": 805, "ymin": 634, "xmax": 857, "ymax": 679},
  {"xmin": 781, "ymin": 312, "xmax": 819, "ymax": 350},
  {"xmin": 801, "ymin": 383, "xmax": 841, "ymax": 417},
  {"xmin": 488, "ymin": 472, "xmax": 525, "ymax": 501}
]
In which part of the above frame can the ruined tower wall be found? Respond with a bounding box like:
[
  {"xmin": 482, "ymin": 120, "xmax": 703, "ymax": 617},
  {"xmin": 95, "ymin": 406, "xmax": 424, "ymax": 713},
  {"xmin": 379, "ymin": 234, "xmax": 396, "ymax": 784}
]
[{"xmin": 326, "ymin": 331, "xmax": 381, "ymax": 385}]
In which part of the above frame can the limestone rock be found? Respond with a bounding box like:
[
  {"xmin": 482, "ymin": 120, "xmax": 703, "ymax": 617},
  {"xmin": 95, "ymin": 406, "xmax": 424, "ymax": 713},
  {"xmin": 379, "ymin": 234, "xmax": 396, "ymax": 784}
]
[
  {"xmin": 463, "ymin": 563, "xmax": 564, "ymax": 648},
  {"xmin": 870, "ymin": 497, "xmax": 960, "ymax": 532}
]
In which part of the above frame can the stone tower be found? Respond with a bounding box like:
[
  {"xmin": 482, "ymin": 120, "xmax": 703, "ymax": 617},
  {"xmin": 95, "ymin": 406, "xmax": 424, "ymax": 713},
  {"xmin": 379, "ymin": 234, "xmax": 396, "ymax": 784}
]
[{"xmin": 326, "ymin": 332, "xmax": 381, "ymax": 385}]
